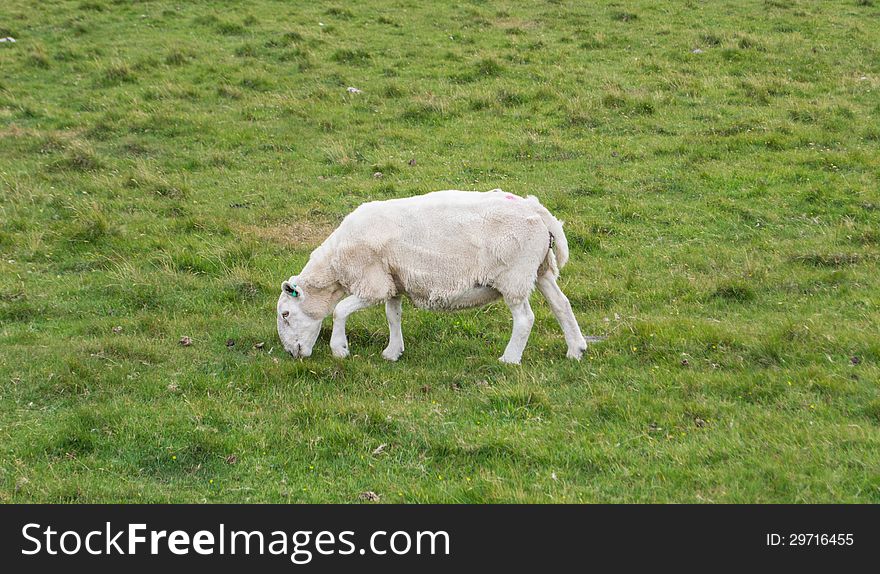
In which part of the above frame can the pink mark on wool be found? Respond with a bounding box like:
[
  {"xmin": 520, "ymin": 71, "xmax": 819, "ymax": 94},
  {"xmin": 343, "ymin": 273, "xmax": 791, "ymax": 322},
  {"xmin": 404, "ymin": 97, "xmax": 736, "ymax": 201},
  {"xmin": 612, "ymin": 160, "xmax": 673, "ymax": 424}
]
[{"xmin": 505, "ymin": 194, "xmax": 519, "ymax": 200}]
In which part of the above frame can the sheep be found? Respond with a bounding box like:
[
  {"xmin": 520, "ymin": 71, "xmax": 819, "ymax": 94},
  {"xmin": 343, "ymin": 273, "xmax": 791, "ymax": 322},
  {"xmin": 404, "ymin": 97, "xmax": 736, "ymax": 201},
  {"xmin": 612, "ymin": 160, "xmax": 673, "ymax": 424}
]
[{"xmin": 277, "ymin": 189, "xmax": 592, "ymax": 364}]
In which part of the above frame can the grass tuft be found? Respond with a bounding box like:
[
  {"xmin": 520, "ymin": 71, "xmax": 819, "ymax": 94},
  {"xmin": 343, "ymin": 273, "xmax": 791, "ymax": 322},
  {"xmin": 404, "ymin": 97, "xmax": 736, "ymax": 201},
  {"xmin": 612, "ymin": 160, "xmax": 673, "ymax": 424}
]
[
  {"xmin": 27, "ymin": 46, "xmax": 51, "ymax": 69},
  {"xmin": 216, "ymin": 21, "xmax": 247, "ymax": 36},
  {"xmin": 164, "ymin": 48, "xmax": 192, "ymax": 66},
  {"xmin": 331, "ymin": 48, "xmax": 371, "ymax": 64},
  {"xmin": 51, "ymin": 140, "xmax": 103, "ymax": 172},
  {"xmin": 713, "ymin": 280, "xmax": 756, "ymax": 302},
  {"xmin": 67, "ymin": 202, "xmax": 112, "ymax": 243},
  {"xmin": 100, "ymin": 61, "xmax": 136, "ymax": 85}
]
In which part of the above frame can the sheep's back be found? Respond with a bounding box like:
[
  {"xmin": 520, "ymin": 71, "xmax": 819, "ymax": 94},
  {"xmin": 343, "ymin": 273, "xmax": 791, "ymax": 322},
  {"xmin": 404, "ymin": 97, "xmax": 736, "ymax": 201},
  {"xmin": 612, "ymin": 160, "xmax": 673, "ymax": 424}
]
[{"xmin": 332, "ymin": 191, "xmax": 551, "ymax": 305}]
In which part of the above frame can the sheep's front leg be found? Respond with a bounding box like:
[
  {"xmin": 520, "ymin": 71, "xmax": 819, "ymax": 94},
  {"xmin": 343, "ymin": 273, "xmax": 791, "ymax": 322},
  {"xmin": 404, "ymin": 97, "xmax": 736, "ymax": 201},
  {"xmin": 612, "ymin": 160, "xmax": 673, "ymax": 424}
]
[
  {"xmin": 330, "ymin": 295, "xmax": 374, "ymax": 358},
  {"xmin": 537, "ymin": 272, "xmax": 588, "ymax": 360},
  {"xmin": 499, "ymin": 299, "xmax": 534, "ymax": 364},
  {"xmin": 382, "ymin": 297, "xmax": 404, "ymax": 361}
]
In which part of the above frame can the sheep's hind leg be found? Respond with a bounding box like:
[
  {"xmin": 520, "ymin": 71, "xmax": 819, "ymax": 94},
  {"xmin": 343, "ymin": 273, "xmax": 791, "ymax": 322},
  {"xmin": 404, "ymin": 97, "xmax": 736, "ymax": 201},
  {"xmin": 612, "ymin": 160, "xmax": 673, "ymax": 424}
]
[
  {"xmin": 536, "ymin": 272, "xmax": 590, "ymax": 360},
  {"xmin": 499, "ymin": 298, "xmax": 535, "ymax": 365},
  {"xmin": 331, "ymin": 295, "xmax": 374, "ymax": 358},
  {"xmin": 382, "ymin": 297, "xmax": 404, "ymax": 361}
]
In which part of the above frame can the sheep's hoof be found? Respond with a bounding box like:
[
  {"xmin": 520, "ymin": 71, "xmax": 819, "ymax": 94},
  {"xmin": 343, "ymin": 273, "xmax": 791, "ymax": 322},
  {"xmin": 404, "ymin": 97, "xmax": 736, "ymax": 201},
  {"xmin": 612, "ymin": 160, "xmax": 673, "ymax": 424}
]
[
  {"xmin": 382, "ymin": 346, "xmax": 403, "ymax": 361},
  {"xmin": 498, "ymin": 355, "xmax": 521, "ymax": 365},
  {"xmin": 566, "ymin": 346, "xmax": 586, "ymax": 360},
  {"xmin": 331, "ymin": 345, "xmax": 350, "ymax": 359}
]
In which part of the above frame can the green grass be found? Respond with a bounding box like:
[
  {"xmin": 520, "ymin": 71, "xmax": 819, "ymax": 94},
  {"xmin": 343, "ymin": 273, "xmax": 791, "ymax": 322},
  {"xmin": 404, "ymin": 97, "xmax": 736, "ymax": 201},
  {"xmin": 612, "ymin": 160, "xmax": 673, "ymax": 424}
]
[{"xmin": 1, "ymin": 0, "xmax": 879, "ymax": 503}]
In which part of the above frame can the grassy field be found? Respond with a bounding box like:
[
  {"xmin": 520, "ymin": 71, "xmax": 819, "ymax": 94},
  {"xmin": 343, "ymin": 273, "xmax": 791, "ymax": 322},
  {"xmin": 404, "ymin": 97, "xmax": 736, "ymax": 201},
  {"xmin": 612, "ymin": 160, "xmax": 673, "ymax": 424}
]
[{"xmin": 1, "ymin": 0, "xmax": 879, "ymax": 503}]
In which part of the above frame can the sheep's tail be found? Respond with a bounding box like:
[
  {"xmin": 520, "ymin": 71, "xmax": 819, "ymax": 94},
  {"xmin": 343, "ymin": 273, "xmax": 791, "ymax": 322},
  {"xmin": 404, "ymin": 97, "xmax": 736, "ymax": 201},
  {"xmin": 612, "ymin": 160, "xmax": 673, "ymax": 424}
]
[{"xmin": 526, "ymin": 195, "xmax": 569, "ymax": 272}]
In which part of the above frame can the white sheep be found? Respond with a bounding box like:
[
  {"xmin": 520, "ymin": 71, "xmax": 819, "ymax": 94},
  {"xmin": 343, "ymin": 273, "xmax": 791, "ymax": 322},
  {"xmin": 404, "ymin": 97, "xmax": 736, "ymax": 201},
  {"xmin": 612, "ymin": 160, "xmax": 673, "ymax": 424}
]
[{"xmin": 277, "ymin": 189, "xmax": 591, "ymax": 364}]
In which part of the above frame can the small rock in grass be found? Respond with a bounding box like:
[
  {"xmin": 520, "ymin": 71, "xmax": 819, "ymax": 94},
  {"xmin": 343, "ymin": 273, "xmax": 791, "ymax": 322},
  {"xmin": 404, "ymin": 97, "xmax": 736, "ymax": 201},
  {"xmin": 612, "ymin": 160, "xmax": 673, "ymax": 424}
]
[
  {"xmin": 373, "ymin": 171, "xmax": 383, "ymax": 178},
  {"xmin": 112, "ymin": 326, "xmax": 123, "ymax": 334},
  {"xmin": 408, "ymin": 158, "xmax": 416, "ymax": 166},
  {"xmin": 253, "ymin": 342, "xmax": 265, "ymax": 350},
  {"xmin": 226, "ymin": 338, "xmax": 235, "ymax": 348},
  {"xmin": 694, "ymin": 417, "xmax": 706, "ymax": 428},
  {"xmin": 179, "ymin": 336, "xmax": 193, "ymax": 347},
  {"xmin": 347, "ymin": 86, "xmax": 363, "ymax": 94},
  {"xmin": 371, "ymin": 443, "xmax": 387, "ymax": 456},
  {"xmin": 681, "ymin": 358, "xmax": 689, "ymax": 367},
  {"xmin": 691, "ymin": 48, "xmax": 704, "ymax": 54},
  {"xmin": 359, "ymin": 491, "xmax": 380, "ymax": 502}
]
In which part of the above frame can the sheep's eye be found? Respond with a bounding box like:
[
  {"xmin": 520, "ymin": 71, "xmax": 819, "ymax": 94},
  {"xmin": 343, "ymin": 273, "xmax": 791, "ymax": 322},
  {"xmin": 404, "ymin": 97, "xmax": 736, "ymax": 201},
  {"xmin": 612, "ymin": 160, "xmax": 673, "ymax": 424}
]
[{"xmin": 281, "ymin": 311, "xmax": 290, "ymax": 319}]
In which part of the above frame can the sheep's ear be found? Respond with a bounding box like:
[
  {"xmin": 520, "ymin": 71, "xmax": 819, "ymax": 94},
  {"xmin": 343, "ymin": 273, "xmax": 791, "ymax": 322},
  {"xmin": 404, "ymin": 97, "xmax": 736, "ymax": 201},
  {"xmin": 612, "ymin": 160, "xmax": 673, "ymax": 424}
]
[{"xmin": 281, "ymin": 280, "xmax": 300, "ymax": 297}]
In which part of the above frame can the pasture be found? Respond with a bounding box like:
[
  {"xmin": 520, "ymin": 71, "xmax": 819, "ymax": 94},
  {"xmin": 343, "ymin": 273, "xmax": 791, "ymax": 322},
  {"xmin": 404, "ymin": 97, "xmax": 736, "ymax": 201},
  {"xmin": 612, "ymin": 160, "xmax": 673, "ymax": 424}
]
[{"xmin": 1, "ymin": 0, "xmax": 879, "ymax": 502}]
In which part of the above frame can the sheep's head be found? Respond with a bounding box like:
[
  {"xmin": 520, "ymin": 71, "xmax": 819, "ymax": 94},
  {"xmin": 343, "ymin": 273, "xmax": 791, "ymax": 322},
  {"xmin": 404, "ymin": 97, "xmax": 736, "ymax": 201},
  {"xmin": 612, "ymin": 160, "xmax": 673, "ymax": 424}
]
[{"xmin": 277, "ymin": 276, "xmax": 323, "ymax": 358}]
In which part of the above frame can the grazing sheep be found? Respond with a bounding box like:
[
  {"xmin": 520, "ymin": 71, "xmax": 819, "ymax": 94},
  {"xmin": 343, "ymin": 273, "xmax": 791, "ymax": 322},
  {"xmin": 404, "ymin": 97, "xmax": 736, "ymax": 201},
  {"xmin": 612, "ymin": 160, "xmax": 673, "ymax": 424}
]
[{"xmin": 277, "ymin": 189, "xmax": 591, "ymax": 364}]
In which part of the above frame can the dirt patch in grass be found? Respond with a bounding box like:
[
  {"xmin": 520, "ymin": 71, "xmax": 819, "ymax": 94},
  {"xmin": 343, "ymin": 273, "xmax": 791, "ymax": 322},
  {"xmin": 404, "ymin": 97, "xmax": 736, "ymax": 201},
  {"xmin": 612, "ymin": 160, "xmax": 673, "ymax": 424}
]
[
  {"xmin": 237, "ymin": 219, "xmax": 338, "ymax": 248},
  {"xmin": 0, "ymin": 126, "xmax": 85, "ymax": 145},
  {"xmin": 794, "ymin": 253, "xmax": 867, "ymax": 268}
]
